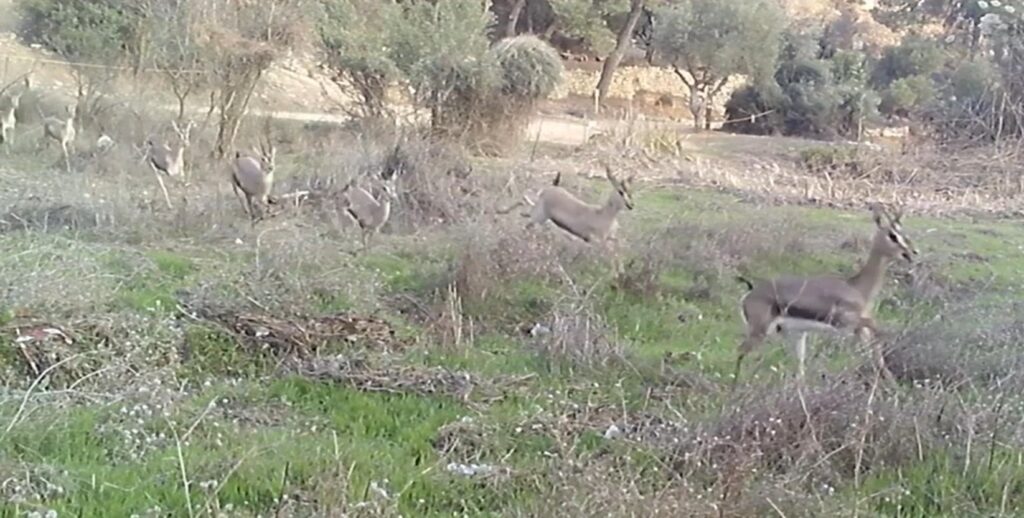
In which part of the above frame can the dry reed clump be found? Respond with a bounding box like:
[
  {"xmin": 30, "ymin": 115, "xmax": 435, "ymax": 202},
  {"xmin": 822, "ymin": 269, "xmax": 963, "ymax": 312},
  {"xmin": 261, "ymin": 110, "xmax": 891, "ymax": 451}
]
[
  {"xmin": 179, "ymin": 228, "xmax": 383, "ymax": 317},
  {"xmin": 381, "ymin": 135, "xmax": 480, "ymax": 230},
  {"xmin": 529, "ymin": 454, "xmax": 820, "ymax": 518},
  {"xmin": 614, "ymin": 220, "xmax": 809, "ymax": 300},
  {"xmin": 0, "ymin": 235, "xmax": 128, "ymax": 315},
  {"xmin": 666, "ymin": 375, "xmax": 922, "ymax": 505},
  {"xmin": 0, "ymin": 313, "xmax": 182, "ymax": 392},
  {"xmin": 271, "ymin": 127, "xmax": 479, "ymax": 236},
  {"xmin": 659, "ymin": 364, "xmax": 1024, "ymax": 514},
  {"xmin": 0, "ymin": 203, "xmax": 106, "ymax": 234},
  {"xmin": 448, "ymin": 222, "xmax": 574, "ymax": 305},
  {"xmin": 882, "ymin": 304, "xmax": 1024, "ymax": 391},
  {"xmin": 527, "ymin": 295, "xmax": 624, "ymax": 371},
  {"xmin": 419, "ymin": 217, "xmax": 614, "ymax": 345}
]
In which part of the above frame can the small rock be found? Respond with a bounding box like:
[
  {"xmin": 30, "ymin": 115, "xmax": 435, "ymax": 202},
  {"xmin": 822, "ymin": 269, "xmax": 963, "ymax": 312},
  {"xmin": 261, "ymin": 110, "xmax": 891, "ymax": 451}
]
[{"xmin": 445, "ymin": 462, "xmax": 497, "ymax": 477}]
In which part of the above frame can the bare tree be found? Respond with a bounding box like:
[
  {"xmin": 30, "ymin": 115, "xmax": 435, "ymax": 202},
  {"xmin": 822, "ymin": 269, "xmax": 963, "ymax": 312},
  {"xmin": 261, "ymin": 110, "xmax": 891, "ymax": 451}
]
[
  {"xmin": 147, "ymin": 0, "xmax": 206, "ymax": 122},
  {"xmin": 193, "ymin": 0, "xmax": 311, "ymax": 158}
]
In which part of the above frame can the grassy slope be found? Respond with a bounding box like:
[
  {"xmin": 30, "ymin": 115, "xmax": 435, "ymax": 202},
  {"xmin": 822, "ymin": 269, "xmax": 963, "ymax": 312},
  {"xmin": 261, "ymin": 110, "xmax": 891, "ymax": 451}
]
[{"xmin": 2, "ymin": 145, "xmax": 1024, "ymax": 517}]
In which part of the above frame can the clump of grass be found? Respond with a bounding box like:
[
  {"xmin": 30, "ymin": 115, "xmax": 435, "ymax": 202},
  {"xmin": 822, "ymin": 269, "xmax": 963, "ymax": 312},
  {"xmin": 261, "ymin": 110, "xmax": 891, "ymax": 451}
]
[
  {"xmin": 382, "ymin": 135, "xmax": 480, "ymax": 230},
  {"xmin": 800, "ymin": 145, "xmax": 864, "ymax": 178},
  {"xmin": 883, "ymin": 304, "xmax": 1024, "ymax": 390},
  {"xmin": 528, "ymin": 294, "xmax": 624, "ymax": 373}
]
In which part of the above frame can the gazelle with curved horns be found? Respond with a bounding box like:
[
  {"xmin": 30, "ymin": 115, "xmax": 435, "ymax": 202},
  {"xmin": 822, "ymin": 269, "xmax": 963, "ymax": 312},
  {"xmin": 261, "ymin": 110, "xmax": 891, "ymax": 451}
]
[
  {"xmin": 733, "ymin": 204, "xmax": 918, "ymax": 385},
  {"xmin": 511, "ymin": 163, "xmax": 636, "ymax": 272},
  {"xmin": 145, "ymin": 119, "xmax": 194, "ymax": 209},
  {"xmin": 0, "ymin": 76, "xmax": 31, "ymax": 153},
  {"xmin": 518, "ymin": 162, "xmax": 636, "ymax": 244},
  {"xmin": 230, "ymin": 138, "xmax": 276, "ymax": 221},
  {"xmin": 42, "ymin": 104, "xmax": 76, "ymax": 172},
  {"xmin": 340, "ymin": 172, "xmax": 398, "ymax": 251}
]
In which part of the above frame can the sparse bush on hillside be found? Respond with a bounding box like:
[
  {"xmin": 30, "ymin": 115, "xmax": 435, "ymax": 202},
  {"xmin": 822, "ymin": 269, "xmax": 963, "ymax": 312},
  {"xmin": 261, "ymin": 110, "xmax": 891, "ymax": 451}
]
[
  {"xmin": 16, "ymin": 0, "xmax": 141, "ymax": 66},
  {"xmin": 881, "ymin": 75, "xmax": 936, "ymax": 117},
  {"xmin": 870, "ymin": 36, "xmax": 945, "ymax": 90},
  {"xmin": 799, "ymin": 145, "xmax": 863, "ymax": 177},
  {"xmin": 144, "ymin": 0, "xmax": 207, "ymax": 122}
]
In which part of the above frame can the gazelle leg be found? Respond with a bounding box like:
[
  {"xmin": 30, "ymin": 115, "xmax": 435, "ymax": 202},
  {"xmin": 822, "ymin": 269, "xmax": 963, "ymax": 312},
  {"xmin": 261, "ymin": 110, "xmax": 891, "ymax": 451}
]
[
  {"xmin": 154, "ymin": 171, "xmax": 173, "ymax": 209},
  {"xmin": 856, "ymin": 322, "xmax": 893, "ymax": 383},
  {"xmin": 231, "ymin": 184, "xmax": 249, "ymax": 214},
  {"xmin": 61, "ymin": 142, "xmax": 70, "ymax": 172},
  {"xmin": 525, "ymin": 200, "xmax": 546, "ymax": 230},
  {"xmin": 795, "ymin": 332, "xmax": 808, "ymax": 382}
]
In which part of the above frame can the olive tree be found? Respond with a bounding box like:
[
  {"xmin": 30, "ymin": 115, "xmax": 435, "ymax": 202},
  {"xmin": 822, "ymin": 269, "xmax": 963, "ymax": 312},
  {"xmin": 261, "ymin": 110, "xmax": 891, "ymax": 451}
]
[
  {"xmin": 319, "ymin": 0, "xmax": 403, "ymax": 119},
  {"xmin": 653, "ymin": 0, "xmax": 785, "ymax": 129},
  {"xmin": 16, "ymin": 0, "xmax": 143, "ymax": 125}
]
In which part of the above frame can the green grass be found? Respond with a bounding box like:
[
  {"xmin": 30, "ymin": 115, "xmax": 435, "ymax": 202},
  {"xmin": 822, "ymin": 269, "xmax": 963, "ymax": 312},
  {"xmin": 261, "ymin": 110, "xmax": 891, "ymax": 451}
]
[{"xmin": 3, "ymin": 162, "xmax": 1024, "ymax": 516}]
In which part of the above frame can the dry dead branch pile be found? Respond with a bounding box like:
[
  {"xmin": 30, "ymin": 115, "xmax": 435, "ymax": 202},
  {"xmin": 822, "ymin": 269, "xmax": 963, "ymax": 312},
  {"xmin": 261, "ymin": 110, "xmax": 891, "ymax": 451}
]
[
  {"xmin": 295, "ymin": 357, "xmax": 533, "ymax": 406},
  {"xmin": 198, "ymin": 309, "xmax": 407, "ymax": 357}
]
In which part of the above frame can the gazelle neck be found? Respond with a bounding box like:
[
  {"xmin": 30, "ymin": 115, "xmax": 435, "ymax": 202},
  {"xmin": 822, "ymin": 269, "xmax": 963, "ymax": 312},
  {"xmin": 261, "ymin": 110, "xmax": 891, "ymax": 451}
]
[
  {"xmin": 848, "ymin": 245, "xmax": 890, "ymax": 304},
  {"xmin": 600, "ymin": 190, "xmax": 625, "ymax": 218}
]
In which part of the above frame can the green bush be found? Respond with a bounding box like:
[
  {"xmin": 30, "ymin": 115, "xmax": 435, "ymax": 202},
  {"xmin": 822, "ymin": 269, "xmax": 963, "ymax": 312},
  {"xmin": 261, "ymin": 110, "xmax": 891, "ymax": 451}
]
[
  {"xmin": 491, "ymin": 35, "xmax": 565, "ymax": 100},
  {"xmin": 870, "ymin": 36, "xmax": 945, "ymax": 89},
  {"xmin": 724, "ymin": 41, "xmax": 879, "ymax": 139},
  {"xmin": 799, "ymin": 145, "xmax": 862, "ymax": 177},
  {"xmin": 950, "ymin": 60, "xmax": 1000, "ymax": 104},
  {"xmin": 318, "ymin": 0, "xmax": 403, "ymax": 117},
  {"xmin": 926, "ymin": 59, "xmax": 1004, "ymax": 142},
  {"xmin": 881, "ymin": 75, "xmax": 936, "ymax": 117},
  {"xmin": 16, "ymin": 0, "xmax": 139, "ymax": 63}
]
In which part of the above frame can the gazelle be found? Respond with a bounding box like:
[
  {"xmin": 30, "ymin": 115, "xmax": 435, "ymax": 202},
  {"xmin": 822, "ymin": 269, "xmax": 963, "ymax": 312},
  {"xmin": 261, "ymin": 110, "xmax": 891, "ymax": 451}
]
[
  {"xmin": 145, "ymin": 120, "xmax": 194, "ymax": 209},
  {"xmin": 504, "ymin": 164, "xmax": 635, "ymax": 272},
  {"xmin": 42, "ymin": 104, "xmax": 76, "ymax": 171},
  {"xmin": 230, "ymin": 139, "xmax": 276, "ymax": 221},
  {"xmin": 520, "ymin": 164, "xmax": 636, "ymax": 244},
  {"xmin": 0, "ymin": 77, "xmax": 30, "ymax": 152},
  {"xmin": 341, "ymin": 173, "xmax": 398, "ymax": 251},
  {"xmin": 733, "ymin": 204, "xmax": 918, "ymax": 385}
]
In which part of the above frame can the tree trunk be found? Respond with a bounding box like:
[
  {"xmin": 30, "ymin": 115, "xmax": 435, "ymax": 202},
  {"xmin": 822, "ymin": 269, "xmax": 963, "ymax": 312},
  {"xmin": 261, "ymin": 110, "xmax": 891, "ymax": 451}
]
[
  {"xmin": 687, "ymin": 84, "xmax": 704, "ymax": 131},
  {"xmin": 176, "ymin": 94, "xmax": 187, "ymax": 122},
  {"xmin": 595, "ymin": 0, "xmax": 645, "ymax": 109},
  {"xmin": 505, "ymin": 0, "xmax": 527, "ymax": 38}
]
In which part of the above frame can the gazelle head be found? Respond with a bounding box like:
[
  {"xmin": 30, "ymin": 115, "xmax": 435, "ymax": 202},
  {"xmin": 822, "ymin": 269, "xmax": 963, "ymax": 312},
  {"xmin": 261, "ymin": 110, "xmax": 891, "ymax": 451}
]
[
  {"xmin": 870, "ymin": 204, "xmax": 917, "ymax": 263},
  {"xmin": 603, "ymin": 163, "xmax": 635, "ymax": 211},
  {"xmin": 380, "ymin": 177, "xmax": 398, "ymax": 201},
  {"xmin": 171, "ymin": 119, "xmax": 194, "ymax": 147},
  {"xmin": 252, "ymin": 138, "xmax": 276, "ymax": 174}
]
